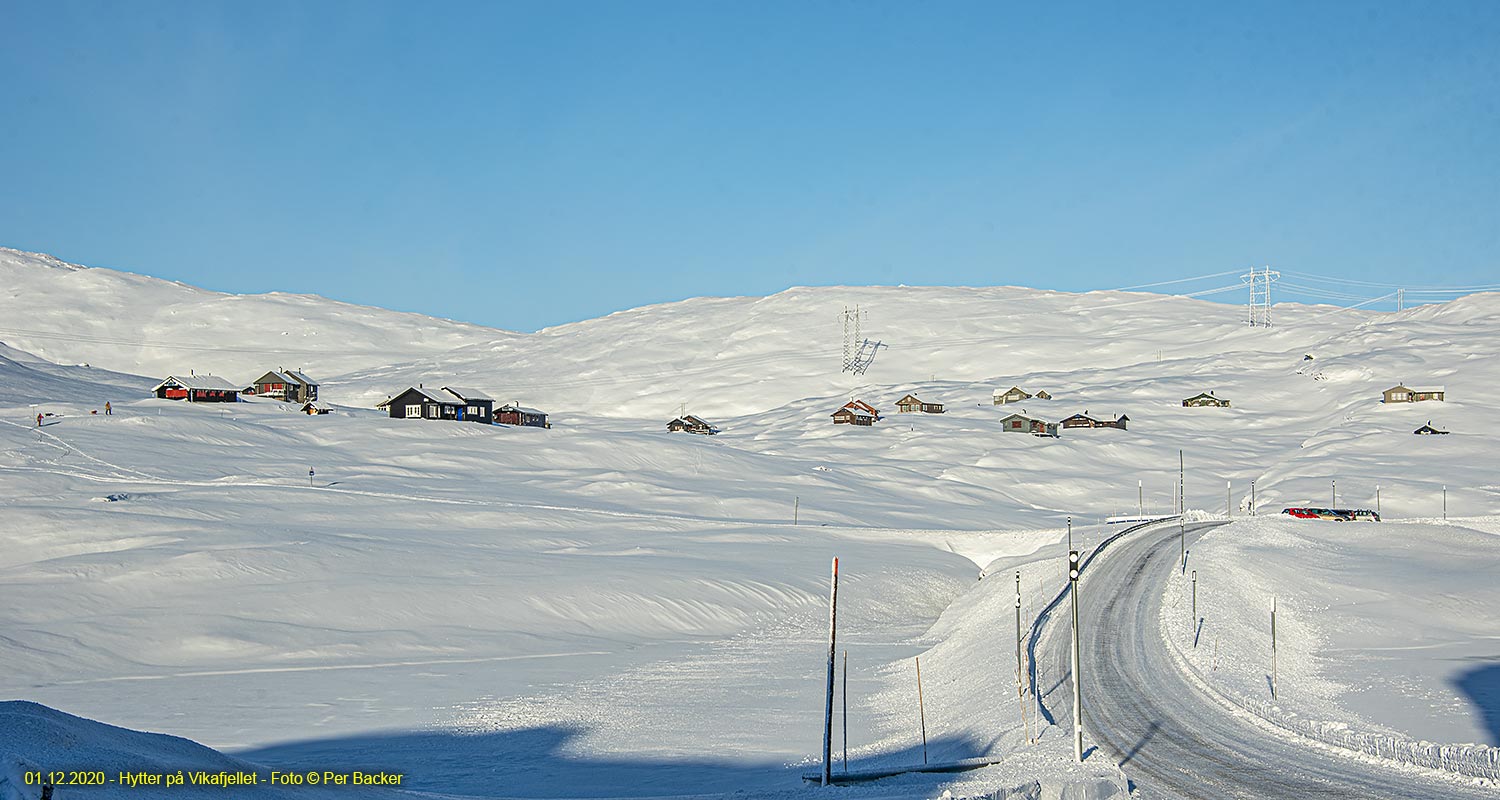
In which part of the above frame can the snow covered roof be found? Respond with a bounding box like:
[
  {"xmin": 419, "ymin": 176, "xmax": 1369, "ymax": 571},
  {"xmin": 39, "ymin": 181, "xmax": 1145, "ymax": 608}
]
[
  {"xmin": 834, "ymin": 407, "xmax": 875, "ymax": 418},
  {"xmin": 255, "ymin": 370, "xmax": 292, "ymax": 384},
  {"xmin": 442, "ymin": 387, "xmax": 493, "ymax": 402},
  {"xmin": 377, "ymin": 386, "xmax": 463, "ymax": 407},
  {"xmin": 498, "ymin": 404, "xmax": 545, "ymax": 415},
  {"xmin": 153, "ymin": 374, "xmax": 239, "ymax": 391},
  {"xmin": 284, "ymin": 370, "xmax": 317, "ymax": 385},
  {"xmin": 998, "ymin": 412, "xmax": 1048, "ymax": 424}
]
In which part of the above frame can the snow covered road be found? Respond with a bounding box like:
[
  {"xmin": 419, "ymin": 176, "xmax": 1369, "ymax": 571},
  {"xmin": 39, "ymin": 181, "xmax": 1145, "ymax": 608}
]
[{"xmin": 1041, "ymin": 521, "xmax": 1494, "ymax": 799}]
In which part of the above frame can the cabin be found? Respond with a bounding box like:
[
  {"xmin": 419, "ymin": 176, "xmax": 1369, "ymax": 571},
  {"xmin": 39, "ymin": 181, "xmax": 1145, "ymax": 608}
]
[
  {"xmin": 247, "ymin": 369, "xmax": 319, "ymax": 403},
  {"xmin": 998, "ymin": 412, "xmax": 1059, "ymax": 437},
  {"xmin": 1382, "ymin": 384, "xmax": 1445, "ymax": 403},
  {"xmin": 496, "ymin": 403, "xmax": 549, "ymax": 428},
  {"xmin": 1183, "ymin": 391, "xmax": 1230, "ymax": 408},
  {"xmin": 895, "ymin": 394, "xmax": 945, "ymax": 413},
  {"xmin": 993, "ymin": 386, "xmax": 1028, "ymax": 405},
  {"xmin": 832, "ymin": 406, "xmax": 876, "ymax": 426},
  {"xmin": 152, "ymin": 374, "xmax": 240, "ymax": 403},
  {"xmin": 1413, "ymin": 422, "xmax": 1449, "ymax": 435},
  {"xmin": 442, "ymin": 388, "xmax": 494, "ymax": 424},
  {"xmin": 300, "ymin": 402, "xmax": 331, "ymax": 415},
  {"xmin": 667, "ymin": 415, "xmax": 719, "ymax": 435},
  {"xmin": 377, "ymin": 386, "xmax": 467, "ymax": 422},
  {"xmin": 1059, "ymin": 411, "xmax": 1129, "ymax": 430}
]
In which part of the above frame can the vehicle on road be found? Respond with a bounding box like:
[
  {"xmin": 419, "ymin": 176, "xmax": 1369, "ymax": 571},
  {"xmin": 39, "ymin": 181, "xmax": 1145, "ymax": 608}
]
[{"xmin": 1281, "ymin": 507, "xmax": 1380, "ymax": 522}]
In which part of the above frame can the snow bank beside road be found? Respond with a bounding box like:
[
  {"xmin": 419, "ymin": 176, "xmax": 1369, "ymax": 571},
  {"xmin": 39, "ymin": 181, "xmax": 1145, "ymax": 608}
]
[{"xmin": 1160, "ymin": 517, "xmax": 1500, "ymax": 779}]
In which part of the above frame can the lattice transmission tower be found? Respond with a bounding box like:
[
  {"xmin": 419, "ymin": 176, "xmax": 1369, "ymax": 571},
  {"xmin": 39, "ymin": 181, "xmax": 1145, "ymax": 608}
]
[
  {"xmin": 1242, "ymin": 266, "xmax": 1280, "ymax": 327},
  {"xmin": 840, "ymin": 305, "xmax": 864, "ymax": 372},
  {"xmin": 838, "ymin": 305, "xmax": 885, "ymax": 375}
]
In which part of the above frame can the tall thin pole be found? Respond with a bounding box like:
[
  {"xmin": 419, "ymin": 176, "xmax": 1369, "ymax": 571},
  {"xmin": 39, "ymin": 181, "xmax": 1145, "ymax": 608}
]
[
  {"xmin": 1138, "ymin": 480, "xmax": 1143, "ymax": 518},
  {"xmin": 842, "ymin": 649, "xmax": 848, "ymax": 774},
  {"xmin": 1014, "ymin": 572, "xmax": 1024, "ymax": 696},
  {"xmin": 915, "ymin": 657, "xmax": 928, "ymax": 764},
  {"xmin": 1332, "ymin": 479, "xmax": 1336, "ymax": 508},
  {"xmin": 1270, "ymin": 597, "xmax": 1278, "ymax": 701},
  {"xmin": 1442, "ymin": 485, "xmax": 1447, "ymax": 520},
  {"xmin": 1180, "ymin": 517, "xmax": 1186, "ymax": 574},
  {"xmin": 1069, "ymin": 549, "xmax": 1083, "ymax": 763},
  {"xmin": 1067, "ymin": 516, "xmax": 1072, "ymax": 552},
  {"xmin": 821, "ymin": 558, "xmax": 838, "ymax": 786},
  {"xmin": 1179, "ymin": 450, "xmax": 1185, "ymax": 514},
  {"xmin": 1250, "ymin": 480, "xmax": 1256, "ymax": 516},
  {"xmin": 794, "ymin": 496, "xmax": 800, "ymax": 526},
  {"xmin": 1191, "ymin": 570, "xmax": 1197, "ymax": 631},
  {"xmin": 1227, "ymin": 480, "xmax": 1232, "ymax": 518},
  {"xmin": 1376, "ymin": 484, "xmax": 1381, "ymax": 517}
]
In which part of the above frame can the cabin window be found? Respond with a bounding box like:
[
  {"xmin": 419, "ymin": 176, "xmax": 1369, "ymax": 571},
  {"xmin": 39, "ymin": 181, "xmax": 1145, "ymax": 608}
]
[
  {"xmin": 426, "ymin": 405, "xmax": 440, "ymax": 418},
  {"xmin": 404, "ymin": 404, "xmax": 421, "ymax": 417},
  {"xmin": 1011, "ymin": 421, "xmax": 1022, "ymax": 428},
  {"xmin": 470, "ymin": 405, "xmax": 482, "ymax": 416}
]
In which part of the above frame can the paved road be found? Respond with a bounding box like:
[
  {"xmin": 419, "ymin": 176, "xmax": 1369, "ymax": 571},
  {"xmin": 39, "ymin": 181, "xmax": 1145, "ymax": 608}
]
[{"xmin": 1035, "ymin": 521, "xmax": 1493, "ymax": 799}]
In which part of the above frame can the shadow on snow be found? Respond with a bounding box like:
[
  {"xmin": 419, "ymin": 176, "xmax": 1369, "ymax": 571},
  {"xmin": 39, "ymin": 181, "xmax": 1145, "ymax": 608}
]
[{"xmin": 239, "ymin": 724, "xmax": 993, "ymax": 798}]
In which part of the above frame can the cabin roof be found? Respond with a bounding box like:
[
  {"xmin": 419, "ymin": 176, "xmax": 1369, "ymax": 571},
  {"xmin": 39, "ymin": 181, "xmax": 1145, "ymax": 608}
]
[
  {"xmin": 442, "ymin": 387, "xmax": 493, "ymax": 402},
  {"xmin": 154, "ymin": 374, "xmax": 240, "ymax": 391},
  {"xmin": 377, "ymin": 386, "xmax": 462, "ymax": 407}
]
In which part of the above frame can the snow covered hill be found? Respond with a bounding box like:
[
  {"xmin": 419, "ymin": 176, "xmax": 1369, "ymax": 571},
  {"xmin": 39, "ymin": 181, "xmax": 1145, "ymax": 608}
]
[
  {"xmin": 2, "ymin": 247, "xmax": 1499, "ymax": 797},
  {"xmin": 0, "ymin": 247, "xmax": 511, "ymax": 382},
  {"xmin": 0, "ymin": 342, "xmax": 152, "ymax": 407}
]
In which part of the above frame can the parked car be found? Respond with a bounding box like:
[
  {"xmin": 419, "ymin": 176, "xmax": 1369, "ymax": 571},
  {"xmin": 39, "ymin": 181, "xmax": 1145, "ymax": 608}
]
[{"xmin": 1281, "ymin": 507, "xmax": 1380, "ymax": 522}]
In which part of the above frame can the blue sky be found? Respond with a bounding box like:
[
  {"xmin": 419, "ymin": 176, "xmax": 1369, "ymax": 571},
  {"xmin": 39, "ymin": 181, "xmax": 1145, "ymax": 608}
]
[{"xmin": 2, "ymin": 2, "xmax": 1498, "ymax": 331}]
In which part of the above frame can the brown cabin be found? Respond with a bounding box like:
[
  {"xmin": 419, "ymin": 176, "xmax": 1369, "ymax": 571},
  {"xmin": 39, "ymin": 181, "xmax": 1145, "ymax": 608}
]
[
  {"xmin": 668, "ymin": 415, "xmax": 718, "ymax": 435},
  {"xmin": 1182, "ymin": 391, "xmax": 1230, "ymax": 408},
  {"xmin": 1382, "ymin": 384, "xmax": 1445, "ymax": 403},
  {"xmin": 1060, "ymin": 411, "xmax": 1129, "ymax": 430},
  {"xmin": 895, "ymin": 394, "xmax": 945, "ymax": 414},
  {"xmin": 833, "ymin": 400, "xmax": 878, "ymax": 426},
  {"xmin": 1413, "ymin": 422, "xmax": 1449, "ymax": 435}
]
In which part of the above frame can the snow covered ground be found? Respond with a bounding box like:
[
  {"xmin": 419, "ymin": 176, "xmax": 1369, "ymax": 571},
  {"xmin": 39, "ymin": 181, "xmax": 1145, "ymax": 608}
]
[
  {"xmin": 1162, "ymin": 516, "xmax": 1500, "ymax": 755},
  {"xmin": 2, "ymin": 248, "xmax": 1498, "ymax": 796}
]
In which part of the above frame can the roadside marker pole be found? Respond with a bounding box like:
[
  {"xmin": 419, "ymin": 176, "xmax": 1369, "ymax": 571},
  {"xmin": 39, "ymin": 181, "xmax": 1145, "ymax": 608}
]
[
  {"xmin": 1332, "ymin": 479, "xmax": 1336, "ymax": 508},
  {"xmin": 1138, "ymin": 480, "xmax": 1143, "ymax": 518},
  {"xmin": 1180, "ymin": 517, "xmax": 1186, "ymax": 575},
  {"xmin": 1069, "ymin": 549, "xmax": 1083, "ymax": 763},
  {"xmin": 1271, "ymin": 597, "xmax": 1278, "ymax": 701},
  {"xmin": 1226, "ymin": 480, "xmax": 1231, "ymax": 518},
  {"xmin": 794, "ymin": 496, "xmax": 800, "ymax": 526},
  {"xmin": 842, "ymin": 649, "xmax": 848, "ymax": 774},
  {"xmin": 1179, "ymin": 450, "xmax": 1185, "ymax": 514},
  {"xmin": 1442, "ymin": 485, "xmax": 1447, "ymax": 520},
  {"xmin": 1015, "ymin": 571, "xmax": 1030, "ymax": 744},
  {"xmin": 1376, "ymin": 484, "xmax": 1381, "ymax": 517},
  {"xmin": 915, "ymin": 657, "xmax": 929, "ymax": 765},
  {"xmin": 1191, "ymin": 570, "xmax": 1198, "ymax": 648},
  {"xmin": 821, "ymin": 558, "xmax": 838, "ymax": 786},
  {"xmin": 1250, "ymin": 480, "xmax": 1256, "ymax": 516}
]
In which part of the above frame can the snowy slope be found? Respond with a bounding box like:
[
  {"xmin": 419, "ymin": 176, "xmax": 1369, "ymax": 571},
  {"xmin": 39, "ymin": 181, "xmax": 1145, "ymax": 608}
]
[
  {"xmin": 0, "ymin": 247, "xmax": 510, "ymax": 382},
  {"xmin": 0, "ymin": 342, "xmax": 153, "ymax": 408},
  {"xmin": 2, "ymin": 254, "xmax": 1499, "ymax": 797}
]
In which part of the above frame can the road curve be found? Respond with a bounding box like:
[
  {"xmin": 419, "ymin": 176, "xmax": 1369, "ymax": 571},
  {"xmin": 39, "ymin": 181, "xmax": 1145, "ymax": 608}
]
[{"xmin": 1036, "ymin": 521, "xmax": 1493, "ymax": 800}]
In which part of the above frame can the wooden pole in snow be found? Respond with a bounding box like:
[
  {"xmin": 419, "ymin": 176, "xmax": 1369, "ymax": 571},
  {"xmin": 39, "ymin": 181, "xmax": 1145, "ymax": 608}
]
[
  {"xmin": 915, "ymin": 656, "xmax": 928, "ymax": 764},
  {"xmin": 794, "ymin": 496, "xmax": 800, "ymax": 526},
  {"xmin": 1271, "ymin": 597, "xmax": 1278, "ymax": 700},
  {"xmin": 822, "ymin": 557, "xmax": 838, "ymax": 786},
  {"xmin": 842, "ymin": 649, "xmax": 848, "ymax": 774}
]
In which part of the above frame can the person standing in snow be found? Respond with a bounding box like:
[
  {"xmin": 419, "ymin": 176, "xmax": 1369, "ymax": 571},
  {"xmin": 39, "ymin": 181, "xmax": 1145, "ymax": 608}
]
[
  {"xmin": 36, "ymin": 413, "xmax": 43, "ymax": 427},
  {"xmin": 105, "ymin": 401, "xmax": 112, "ymax": 416}
]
